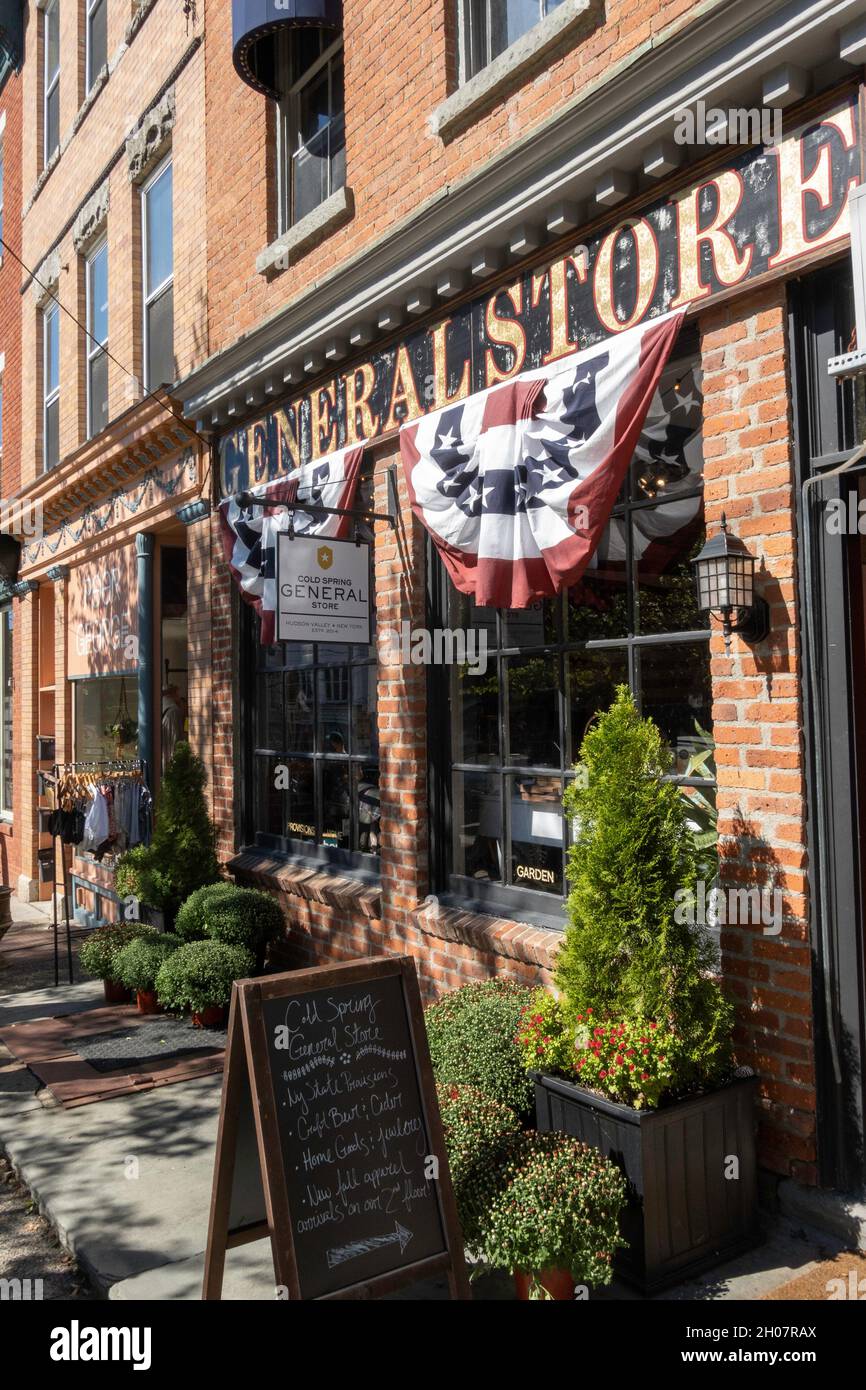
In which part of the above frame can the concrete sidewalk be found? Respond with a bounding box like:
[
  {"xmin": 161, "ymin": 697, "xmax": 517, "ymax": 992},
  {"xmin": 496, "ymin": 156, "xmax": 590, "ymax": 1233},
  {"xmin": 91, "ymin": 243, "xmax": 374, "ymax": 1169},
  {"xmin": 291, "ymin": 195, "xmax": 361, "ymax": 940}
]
[{"xmin": 0, "ymin": 901, "xmax": 854, "ymax": 1302}]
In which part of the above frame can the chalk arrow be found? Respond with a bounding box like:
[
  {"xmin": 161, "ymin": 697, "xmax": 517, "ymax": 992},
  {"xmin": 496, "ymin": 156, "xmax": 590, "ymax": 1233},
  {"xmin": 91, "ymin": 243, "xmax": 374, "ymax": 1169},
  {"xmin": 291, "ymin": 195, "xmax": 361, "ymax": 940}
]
[{"xmin": 326, "ymin": 1221, "xmax": 413, "ymax": 1270}]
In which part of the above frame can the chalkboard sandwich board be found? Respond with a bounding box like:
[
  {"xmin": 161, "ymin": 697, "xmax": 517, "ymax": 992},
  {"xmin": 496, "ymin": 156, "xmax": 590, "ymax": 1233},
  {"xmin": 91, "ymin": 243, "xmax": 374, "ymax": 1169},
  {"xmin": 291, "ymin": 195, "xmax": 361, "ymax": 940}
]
[{"xmin": 203, "ymin": 955, "xmax": 470, "ymax": 1300}]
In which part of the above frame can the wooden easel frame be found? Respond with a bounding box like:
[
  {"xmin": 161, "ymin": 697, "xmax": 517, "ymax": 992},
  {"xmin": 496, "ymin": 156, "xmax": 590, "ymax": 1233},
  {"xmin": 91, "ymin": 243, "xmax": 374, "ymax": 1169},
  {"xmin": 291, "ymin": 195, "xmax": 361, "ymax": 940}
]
[{"xmin": 203, "ymin": 955, "xmax": 471, "ymax": 1300}]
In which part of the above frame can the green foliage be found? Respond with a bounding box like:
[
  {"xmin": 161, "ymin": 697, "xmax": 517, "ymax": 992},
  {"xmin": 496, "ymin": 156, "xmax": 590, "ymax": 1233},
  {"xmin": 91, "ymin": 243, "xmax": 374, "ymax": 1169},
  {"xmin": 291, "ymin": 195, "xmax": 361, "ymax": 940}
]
[
  {"xmin": 514, "ymin": 989, "xmax": 574, "ymax": 1077},
  {"xmin": 79, "ymin": 922, "xmax": 163, "ymax": 981},
  {"xmin": 173, "ymin": 884, "xmax": 236, "ymax": 942},
  {"xmin": 436, "ymin": 1083, "xmax": 522, "ymax": 1252},
  {"xmin": 114, "ymin": 934, "xmax": 182, "ymax": 994},
  {"xmin": 155, "ymin": 940, "xmax": 254, "ymax": 1014},
  {"xmin": 679, "ymin": 721, "xmax": 719, "ymax": 886},
  {"xmin": 203, "ymin": 887, "xmax": 283, "ymax": 952},
  {"xmin": 482, "ymin": 1132, "xmax": 627, "ymax": 1289},
  {"xmin": 555, "ymin": 687, "xmax": 734, "ymax": 1091},
  {"xmin": 425, "ymin": 980, "xmax": 535, "ymax": 1117},
  {"xmin": 115, "ymin": 743, "xmax": 219, "ymax": 914},
  {"xmin": 572, "ymin": 1015, "xmax": 679, "ymax": 1110}
]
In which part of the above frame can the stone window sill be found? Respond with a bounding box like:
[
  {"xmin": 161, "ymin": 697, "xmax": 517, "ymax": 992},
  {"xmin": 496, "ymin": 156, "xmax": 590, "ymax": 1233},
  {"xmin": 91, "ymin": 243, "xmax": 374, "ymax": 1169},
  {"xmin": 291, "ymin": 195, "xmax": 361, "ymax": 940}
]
[
  {"xmin": 256, "ymin": 186, "xmax": 355, "ymax": 280},
  {"xmin": 430, "ymin": 0, "xmax": 594, "ymax": 143}
]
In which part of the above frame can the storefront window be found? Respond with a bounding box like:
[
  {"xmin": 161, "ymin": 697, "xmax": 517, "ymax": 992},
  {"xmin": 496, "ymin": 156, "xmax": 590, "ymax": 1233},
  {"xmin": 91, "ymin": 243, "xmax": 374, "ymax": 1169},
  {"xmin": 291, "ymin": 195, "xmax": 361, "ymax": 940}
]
[
  {"xmin": 0, "ymin": 606, "xmax": 12, "ymax": 816},
  {"xmin": 433, "ymin": 337, "xmax": 712, "ymax": 915},
  {"xmin": 74, "ymin": 676, "xmax": 139, "ymax": 762}
]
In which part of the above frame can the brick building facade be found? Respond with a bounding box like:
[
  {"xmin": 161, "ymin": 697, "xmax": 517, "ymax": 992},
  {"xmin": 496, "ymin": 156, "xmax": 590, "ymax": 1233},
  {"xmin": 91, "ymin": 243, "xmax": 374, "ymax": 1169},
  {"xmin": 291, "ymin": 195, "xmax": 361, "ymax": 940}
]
[{"xmin": 4, "ymin": 0, "xmax": 866, "ymax": 1201}]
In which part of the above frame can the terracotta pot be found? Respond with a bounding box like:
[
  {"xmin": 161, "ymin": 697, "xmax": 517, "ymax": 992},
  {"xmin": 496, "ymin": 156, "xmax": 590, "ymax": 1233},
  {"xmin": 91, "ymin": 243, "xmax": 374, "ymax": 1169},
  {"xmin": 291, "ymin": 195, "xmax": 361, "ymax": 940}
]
[
  {"xmin": 192, "ymin": 1004, "xmax": 226, "ymax": 1028},
  {"xmin": 513, "ymin": 1268, "xmax": 576, "ymax": 1301},
  {"xmin": 104, "ymin": 979, "xmax": 132, "ymax": 1005},
  {"xmin": 136, "ymin": 990, "xmax": 161, "ymax": 1015}
]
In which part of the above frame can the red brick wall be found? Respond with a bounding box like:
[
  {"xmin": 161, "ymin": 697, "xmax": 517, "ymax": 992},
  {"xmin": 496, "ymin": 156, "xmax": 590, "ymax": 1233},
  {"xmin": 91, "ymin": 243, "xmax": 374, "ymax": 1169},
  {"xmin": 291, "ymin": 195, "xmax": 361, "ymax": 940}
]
[
  {"xmin": 203, "ymin": 0, "xmax": 706, "ymax": 352},
  {"xmin": 700, "ymin": 284, "xmax": 815, "ymax": 1184}
]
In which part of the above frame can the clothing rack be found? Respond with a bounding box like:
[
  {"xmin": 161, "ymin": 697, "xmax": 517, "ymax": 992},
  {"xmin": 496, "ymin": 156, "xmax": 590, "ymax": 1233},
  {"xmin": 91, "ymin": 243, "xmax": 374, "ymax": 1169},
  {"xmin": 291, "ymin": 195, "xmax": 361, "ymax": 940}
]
[{"xmin": 49, "ymin": 757, "xmax": 149, "ymax": 987}]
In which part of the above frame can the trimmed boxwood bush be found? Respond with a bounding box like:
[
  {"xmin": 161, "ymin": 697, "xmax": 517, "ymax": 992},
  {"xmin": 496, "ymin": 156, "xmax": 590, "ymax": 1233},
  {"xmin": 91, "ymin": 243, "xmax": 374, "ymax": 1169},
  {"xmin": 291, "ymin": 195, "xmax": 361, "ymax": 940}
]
[
  {"xmin": 482, "ymin": 1131, "xmax": 628, "ymax": 1291},
  {"xmin": 425, "ymin": 979, "xmax": 534, "ymax": 1117},
  {"xmin": 79, "ymin": 922, "xmax": 164, "ymax": 982},
  {"xmin": 436, "ymin": 1082, "xmax": 522, "ymax": 1252},
  {"xmin": 115, "ymin": 934, "xmax": 182, "ymax": 994},
  {"xmin": 173, "ymin": 884, "xmax": 236, "ymax": 942},
  {"xmin": 155, "ymin": 940, "xmax": 254, "ymax": 1014}
]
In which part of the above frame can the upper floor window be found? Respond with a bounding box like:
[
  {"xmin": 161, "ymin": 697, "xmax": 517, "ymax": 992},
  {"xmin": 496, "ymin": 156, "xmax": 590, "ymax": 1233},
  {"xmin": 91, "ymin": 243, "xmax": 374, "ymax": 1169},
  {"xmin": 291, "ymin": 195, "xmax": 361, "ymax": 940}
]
[
  {"xmin": 142, "ymin": 158, "xmax": 174, "ymax": 390},
  {"xmin": 464, "ymin": 0, "xmax": 565, "ymax": 79},
  {"xmin": 43, "ymin": 0, "xmax": 60, "ymax": 163},
  {"xmin": 86, "ymin": 0, "xmax": 107, "ymax": 93},
  {"xmin": 86, "ymin": 240, "xmax": 108, "ymax": 438},
  {"xmin": 43, "ymin": 301, "xmax": 60, "ymax": 470},
  {"xmin": 277, "ymin": 31, "xmax": 345, "ymax": 230}
]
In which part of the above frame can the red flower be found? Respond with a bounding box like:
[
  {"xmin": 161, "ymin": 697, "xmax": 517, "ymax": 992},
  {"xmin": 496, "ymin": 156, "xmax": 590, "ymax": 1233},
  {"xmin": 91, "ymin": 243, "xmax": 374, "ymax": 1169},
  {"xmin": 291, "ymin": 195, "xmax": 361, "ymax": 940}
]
[
  {"xmin": 641, "ymin": 1072, "xmax": 649, "ymax": 1081},
  {"xmin": 649, "ymin": 1022, "xmax": 657, "ymax": 1030}
]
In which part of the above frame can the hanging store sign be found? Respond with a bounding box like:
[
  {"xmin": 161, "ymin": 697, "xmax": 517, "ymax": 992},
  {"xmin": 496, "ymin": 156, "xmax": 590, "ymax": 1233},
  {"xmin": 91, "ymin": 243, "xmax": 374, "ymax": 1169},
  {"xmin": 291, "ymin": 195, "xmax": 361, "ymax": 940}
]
[
  {"xmin": 220, "ymin": 93, "xmax": 860, "ymax": 496},
  {"xmin": 276, "ymin": 533, "xmax": 371, "ymax": 643}
]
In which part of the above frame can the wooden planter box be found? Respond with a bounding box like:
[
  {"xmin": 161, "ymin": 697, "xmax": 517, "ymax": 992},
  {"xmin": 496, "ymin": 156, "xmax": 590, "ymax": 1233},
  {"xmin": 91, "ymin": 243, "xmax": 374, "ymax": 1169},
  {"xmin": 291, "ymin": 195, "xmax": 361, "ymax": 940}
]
[{"xmin": 531, "ymin": 1070, "xmax": 760, "ymax": 1293}]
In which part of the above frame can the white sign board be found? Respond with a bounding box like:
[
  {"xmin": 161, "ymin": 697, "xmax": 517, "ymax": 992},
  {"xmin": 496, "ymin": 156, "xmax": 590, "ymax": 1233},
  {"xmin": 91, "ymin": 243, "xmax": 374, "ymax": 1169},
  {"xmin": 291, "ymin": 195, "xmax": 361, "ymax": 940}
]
[{"xmin": 276, "ymin": 534, "xmax": 371, "ymax": 644}]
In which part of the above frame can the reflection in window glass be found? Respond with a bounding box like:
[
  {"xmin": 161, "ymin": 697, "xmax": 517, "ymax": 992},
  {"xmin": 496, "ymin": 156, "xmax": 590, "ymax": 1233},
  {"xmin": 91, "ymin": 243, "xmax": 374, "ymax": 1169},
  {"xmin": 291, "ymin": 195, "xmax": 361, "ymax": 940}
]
[
  {"xmin": 639, "ymin": 643, "xmax": 712, "ymax": 763},
  {"xmin": 453, "ymin": 771, "xmax": 502, "ymax": 883},
  {"xmin": 508, "ymin": 773, "xmax": 564, "ymax": 895}
]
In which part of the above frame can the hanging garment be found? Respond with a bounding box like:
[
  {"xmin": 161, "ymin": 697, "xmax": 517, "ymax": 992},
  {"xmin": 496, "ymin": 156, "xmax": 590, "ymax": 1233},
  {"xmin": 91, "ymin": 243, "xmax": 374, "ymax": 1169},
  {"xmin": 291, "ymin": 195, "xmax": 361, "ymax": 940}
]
[{"xmin": 83, "ymin": 788, "xmax": 110, "ymax": 849}]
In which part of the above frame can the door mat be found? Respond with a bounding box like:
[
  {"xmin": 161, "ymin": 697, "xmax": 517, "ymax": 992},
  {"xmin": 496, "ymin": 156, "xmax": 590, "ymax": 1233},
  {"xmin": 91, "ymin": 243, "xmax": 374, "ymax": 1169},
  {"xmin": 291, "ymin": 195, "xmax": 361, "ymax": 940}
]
[
  {"xmin": 0, "ymin": 1004, "xmax": 225, "ymax": 1107},
  {"xmin": 762, "ymin": 1251, "xmax": 866, "ymax": 1300}
]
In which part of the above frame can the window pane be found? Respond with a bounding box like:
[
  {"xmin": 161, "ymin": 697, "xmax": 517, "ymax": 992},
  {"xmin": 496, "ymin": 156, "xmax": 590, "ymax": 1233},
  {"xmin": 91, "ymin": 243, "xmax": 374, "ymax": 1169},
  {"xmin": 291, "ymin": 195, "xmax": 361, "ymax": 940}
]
[
  {"xmin": 636, "ymin": 505, "xmax": 706, "ymax": 635},
  {"xmin": 507, "ymin": 773, "xmax": 563, "ymax": 895},
  {"xmin": 567, "ymin": 541, "xmax": 630, "ymax": 639},
  {"xmin": 45, "ymin": 86, "xmax": 59, "ymax": 160},
  {"xmin": 351, "ymin": 665, "xmax": 377, "ymax": 757},
  {"xmin": 453, "ymin": 771, "xmax": 502, "ymax": 882},
  {"xmin": 256, "ymin": 670, "xmax": 284, "ymax": 751},
  {"xmin": 74, "ymin": 677, "xmax": 137, "ymax": 761},
  {"xmin": 321, "ymin": 761, "xmax": 351, "ymax": 848},
  {"xmin": 452, "ymin": 663, "xmax": 499, "ymax": 765},
  {"xmin": 145, "ymin": 164, "xmax": 173, "ymax": 293},
  {"xmin": 639, "ymin": 642, "xmax": 712, "ymax": 762},
  {"xmin": 506, "ymin": 654, "xmax": 560, "ymax": 767},
  {"xmin": 567, "ymin": 647, "xmax": 629, "ymax": 760},
  {"xmin": 89, "ymin": 244, "xmax": 108, "ymax": 344},
  {"xmin": 318, "ymin": 666, "xmax": 350, "ymax": 753},
  {"xmin": 88, "ymin": 0, "xmax": 107, "ymax": 86},
  {"xmin": 88, "ymin": 349, "xmax": 108, "ymax": 437},
  {"xmin": 286, "ymin": 668, "xmax": 314, "ymax": 751},
  {"xmin": 46, "ymin": 3, "xmax": 60, "ymax": 79},
  {"xmin": 44, "ymin": 397, "xmax": 59, "ymax": 470},
  {"xmin": 501, "ymin": 599, "xmax": 557, "ymax": 648},
  {"xmin": 355, "ymin": 764, "xmax": 380, "ymax": 855},
  {"xmin": 285, "ymin": 759, "xmax": 316, "ymax": 842},
  {"xmin": 489, "ymin": 0, "xmax": 541, "ymax": 60},
  {"xmin": 45, "ymin": 307, "xmax": 59, "ymax": 394},
  {"xmin": 146, "ymin": 286, "xmax": 174, "ymax": 388},
  {"xmin": 254, "ymin": 755, "xmax": 284, "ymax": 843}
]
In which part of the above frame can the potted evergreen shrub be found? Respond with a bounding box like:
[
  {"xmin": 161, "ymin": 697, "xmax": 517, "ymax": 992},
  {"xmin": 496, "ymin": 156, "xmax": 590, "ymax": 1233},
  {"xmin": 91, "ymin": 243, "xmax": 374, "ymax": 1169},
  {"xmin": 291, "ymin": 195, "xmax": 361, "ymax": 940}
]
[
  {"xmin": 114, "ymin": 933, "xmax": 181, "ymax": 1014},
  {"xmin": 174, "ymin": 882, "xmax": 284, "ymax": 971},
  {"xmin": 115, "ymin": 742, "xmax": 220, "ymax": 930},
  {"xmin": 523, "ymin": 688, "xmax": 759, "ymax": 1293},
  {"xmin": 482, "ymin": 1131, "xmax": 627, "ymax": 1300},
  {"xmin": 155, "ymin": 940, "xmax": 254, "ymax": 1027}
]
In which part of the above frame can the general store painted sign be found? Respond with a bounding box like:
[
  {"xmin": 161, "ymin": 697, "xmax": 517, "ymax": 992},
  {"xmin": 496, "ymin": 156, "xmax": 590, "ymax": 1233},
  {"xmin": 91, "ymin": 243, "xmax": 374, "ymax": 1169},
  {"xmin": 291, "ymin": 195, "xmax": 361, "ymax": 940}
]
[{"xmin": 220, "ymin": 95, "xmax": 861, "ymax": 496}]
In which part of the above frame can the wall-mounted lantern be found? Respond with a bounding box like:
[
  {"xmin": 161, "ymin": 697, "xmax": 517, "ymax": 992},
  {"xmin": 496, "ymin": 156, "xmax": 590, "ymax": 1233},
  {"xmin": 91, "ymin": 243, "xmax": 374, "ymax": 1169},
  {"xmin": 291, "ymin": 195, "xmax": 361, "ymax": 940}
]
[{"xmin": 692, "ymin": 513, "xmax": 769, "ymax": 650}]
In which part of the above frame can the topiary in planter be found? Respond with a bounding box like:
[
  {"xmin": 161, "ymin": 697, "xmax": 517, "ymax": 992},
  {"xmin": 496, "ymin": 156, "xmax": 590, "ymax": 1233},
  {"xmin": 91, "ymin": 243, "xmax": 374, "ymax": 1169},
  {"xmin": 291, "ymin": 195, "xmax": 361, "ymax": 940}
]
[
  {"xmin": 154, "ymin": 940, "xmax": 254, "ymax": 1015},
  {"xmin": 555, "ymin": 687, "xmax": 734, "ymax": 1092},
  {"xmin": 79, "ymin": 922, "xmax": 164, "ymax": 982},
  {"xmin": 173, "ymin": 883, "xmax": 237, "ymax": 942},
  {"xmin": 425, "ymin": 979, "xmax": 534, "ymax": 1117},
  {"xmin": 436, "ymin": 1083, "xmax": 523, "ymax": 1252},
  {"xmin": 115, "ymin": 934, "xmax": 182, "ymax": 995},
  {"xmin": 482, "ymin": 1131, "xmax": 628, "ymax": 1295}
]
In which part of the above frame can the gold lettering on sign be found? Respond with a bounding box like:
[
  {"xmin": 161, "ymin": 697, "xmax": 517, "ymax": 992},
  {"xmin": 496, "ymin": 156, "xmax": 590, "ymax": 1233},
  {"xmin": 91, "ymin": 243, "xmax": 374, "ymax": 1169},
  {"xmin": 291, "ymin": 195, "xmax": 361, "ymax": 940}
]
[
  {"xmin": 430, "ymin": 320, "xmax": 470, "ymax": 411},
  {"xmin": 594, "ymin": 218, "xmax": 659, "ymax": 333},
  {"xmin": 273, "ymin": 406, "xmax": 300, "ymax": 474},
  {"xmin": 385, "ymin": 345, "xmax": 423, "ymax": 431},
  {"xmin": 671, "ymin": 171, "xmax": 752, "ymax": 308},
  {"xmin": 485, "ymin": 281, "xmax": 527, "ymax": 386},
  {"xmin": 515, "ymin": 864, "xmax": 556, "ymax": 885},
  {"xmin": 768, "ymin": 105, "xmax": 857, "ymax": 269},
  {"xmin": 343, "ymin": 362, "xmax": 378, "ymax": 445},
  {"xmin": 531, "ymin": 255, "xmax": 587, "ymax": 366},
  {"xmin": 252, "ymin": 423, "xmax": 269, "ymax": 483},
  {"xmin": 310, "ymin": 382, "xmax": 337, "ymax": 461}
]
